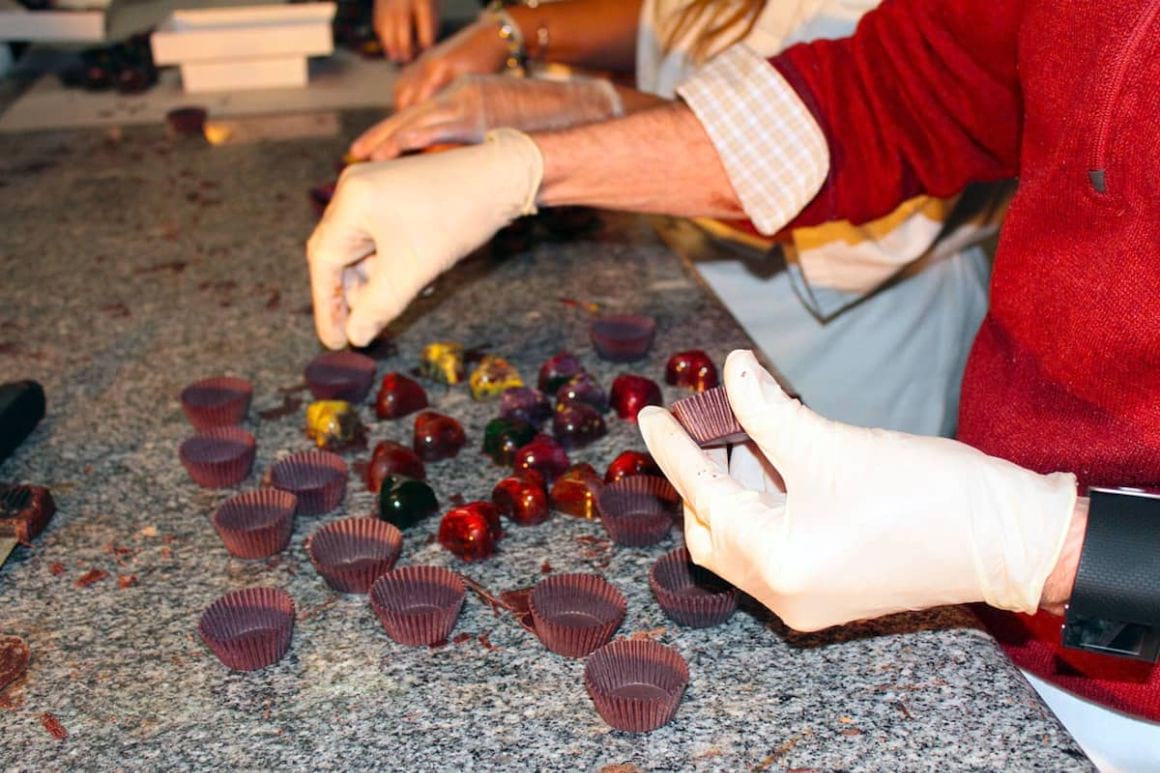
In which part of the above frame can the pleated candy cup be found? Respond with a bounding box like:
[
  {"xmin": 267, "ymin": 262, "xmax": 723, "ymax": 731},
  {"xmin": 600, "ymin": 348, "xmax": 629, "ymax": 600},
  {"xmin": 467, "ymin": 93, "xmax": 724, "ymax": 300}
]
[
  {"xmin": 179, "ymin": 426, "xmax": 256, "ymax": 488},
  {"xmin": 307, "ymin": 517, "xmax": 403, "ymax": 593},
  {"xmin": 304, "ymin": 351, "xmax": 376, "ymax": 403},
  {"xmin": 269, "ymin": 450, "xmax": 348, "ymax": 515},
  {"xmin": 198, "ymin": 587, "xmax": 295, "ymax": 671},
  {"xmin": 597, "ymin": 476, "xmax": 680, "ymax": 547},
  {"xmin": 212, "ymin": 488, "xmax": 297, "ymax": 559},
  {"xmin": 649, "ymin": 547, "xmax": 738, "ymax": 628},
  {"xmin": 530, "ymin": 573, "xmax": 627, "ymax": 657},
  {"xmin": 180, "ymin": 376, "xmax": 253, "ymax": 429},
  {"xmin": 369, "ymin": 565, "xmax": 466, "ymax": 646},
  {"xmin": 584, "ymin": 638, "xmax": 689, "ymax": 733},
  {"xmin": 669, "ymin": 386, "xmax": 748, "ymax": 447}
]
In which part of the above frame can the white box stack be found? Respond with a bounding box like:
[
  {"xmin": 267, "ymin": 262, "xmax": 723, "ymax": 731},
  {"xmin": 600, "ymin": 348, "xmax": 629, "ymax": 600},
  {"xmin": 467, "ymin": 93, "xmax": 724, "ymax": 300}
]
[{"xmin": 150, "ymin": 3, "xmax": 336, "ymax": 94}]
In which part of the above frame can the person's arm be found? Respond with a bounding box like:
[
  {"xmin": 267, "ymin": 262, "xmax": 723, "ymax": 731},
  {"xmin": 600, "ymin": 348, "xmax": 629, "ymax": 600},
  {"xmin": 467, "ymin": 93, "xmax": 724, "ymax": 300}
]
[
  {"xmin": 394, "ymin": 0, "xmax": 643, "ymax": 109},
  {"xmin": 374, "ymin": 0, "xmax": 439, "ymax": 63}
]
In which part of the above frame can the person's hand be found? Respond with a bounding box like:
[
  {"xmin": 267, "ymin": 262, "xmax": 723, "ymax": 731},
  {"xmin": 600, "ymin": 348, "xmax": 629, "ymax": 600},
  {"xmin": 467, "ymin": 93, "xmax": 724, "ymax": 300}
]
[
  {"xmin": 393, "ymin": 19, "xmax": 509, "ymax": 110},
  {"xmin": 351, "ymin": 75, "xmax": 624, "ymax": 161},
  {"xmin": 374, "ymin": 0, "xmax": 439, "ymax": 63},
  {"xmin": 637, "ymin": 350, "xmax": 1079, "ymax": 632},
  {"xmin": 306, "ymin": 128, "xmax": 543, "ymax": 348}
]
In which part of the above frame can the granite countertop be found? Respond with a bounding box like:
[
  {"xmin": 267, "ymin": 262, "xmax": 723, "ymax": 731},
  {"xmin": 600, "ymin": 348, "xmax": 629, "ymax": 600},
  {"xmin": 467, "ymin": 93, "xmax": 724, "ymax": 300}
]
[{"xmin": 0, "ymin": 114, "xmax": 1090, "ymax": 770}]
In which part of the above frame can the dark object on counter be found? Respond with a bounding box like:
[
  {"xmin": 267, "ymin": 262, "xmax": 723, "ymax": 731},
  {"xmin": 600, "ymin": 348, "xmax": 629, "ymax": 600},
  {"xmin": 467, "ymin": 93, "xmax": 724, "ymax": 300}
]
[
  {"xmin": 211, "ymin": 489, "xmax": 297, "ymax": 559},
  {"xmin": 498, "ymin": 387, "xmax": 552, "ymax": 428},
  {"xmin": 166, "ymin": 107, "xmax": 208, "ymax": 137},
  {"xmin": 369, "ymin": 565, "xmax": 466, "ymax": 646},
  {"xmin": 584, "ymin": 639, "xmax": 689, "ymax": 732},
  {"xmin": 198, "ymin": 587, "xmax": 295, "ymax": 672},
  {"xmin": 0, "ymin": 636, "xmax": 30, "ymax": 694},
  {"xmin": 512, "ymin": 434, "xmax": 570, "ymax": 484},
  {"xmin": 180, "ymin": 376, "xmax": 252, "ymax": 430},
  {"xmin": 307, "ymin": 516, "xmax": 402, "ymax": 594},
  {"xmin": 597, "ymin": 476, "xmax": 679, "ymax": 547},
  {"xmin": 589, "ymin": 314, "xmax": 656, "ymax": 363},
  {"xmin": 530, "ymin": 573, "xmax": 626, "ymax": 658},
  {"xmin": 269, "ymin": 450, "xmax": 348, "ymax": 515},
  {"xmin": 309, "ymin": 180, "xmax": 337, "ymax": 217},
  {"xmin": 0, "ymin": 484, "xmax": 55, "ymax": 547},
  {"xmin": 0, "ymin": 380, "xmax": 46, "ymax": 468},
  {"xmin": 555, "ymin": 373, "xmax": 608, "ymax": 414},
  {"xmin": 538, "ymin": 207, "xmax": 600, "ymax": 238},
  {"xmin": 304, "ymin": 399, "xmax": 365, "ymax": 451},
  {"xmin": 178, "ymin": 427, "xmax": 256, "ymax": 488},
  {"xmin": 304, "ymin": 351, "xmax": 376, "ymax": 403},
  {"xmin": 669, "ymin": 386, "xmax": 748, "ymax": 447},
  {"xmin": 649, "ymin": 547, "xmax": 738, "ymax": 628},
  {"xmin": 377, "ymin": 474, "xmax": 438, "ymax": 530}
]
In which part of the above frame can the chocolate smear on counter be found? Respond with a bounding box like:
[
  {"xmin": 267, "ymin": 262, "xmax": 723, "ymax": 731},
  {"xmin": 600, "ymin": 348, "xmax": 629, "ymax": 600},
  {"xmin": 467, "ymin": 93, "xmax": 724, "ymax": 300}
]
[
  {"xmin": 40, "ymin": 712, "xmax": 67, "ymax": 740},
  {"xmin": 74, "ymin": 569, "xmax": 108, "ymax": 588},
  {"xmin": 0, "ymin": 637, "xmax": 30, "ymax": 694},
  {"xmin": 452, "ymin": 633, "xmax": 472, "ymax": 645},
  {"xmin": 257, "ymin": 395, "xmax": 302, "ymax": 421},
  {"xmin": 134, "ymin": 260, "xmax": 187, "ymax": 275},
  {"xmin": 498, "ymin": 588, "xmax": 536, "ymax": 634}
]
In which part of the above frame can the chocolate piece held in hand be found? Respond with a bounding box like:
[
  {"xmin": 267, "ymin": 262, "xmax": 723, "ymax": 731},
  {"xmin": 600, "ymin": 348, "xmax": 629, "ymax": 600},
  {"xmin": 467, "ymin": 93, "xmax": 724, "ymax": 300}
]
[
  {"xmin": 669, "ymin": 386, "xmax": 748, "ymax": 447},
  {"xmin": 374, "ymin": 373, "xmax": 428, "ymax": 420},
  {"xmin": 590, "ymin": 314, "xmax": 656, "ymax": 363},
  {"xmin": 377, "ymin": 474, "xmax": 438, "ymax": 530},
  {"xmin": 365, "ymin": 440, "xmax": 426, "ymax": 490},
  {"xmin": 550, "ymin": 463, "xmax": 603, "ymax": 519},
  {"xmin": 665, "ymin": 350, "xmax": 719, "ymax": 392},
  {"xmin": 438, "ymin": 501, "xmax": 502, "ymax": 561},
  {"xmin": 413, "ymin": 411, "xmax": 466, "ymax": 462},
  {"xmin": 609, "ymin": 374, "xmax": 663, "ymax": 422}
]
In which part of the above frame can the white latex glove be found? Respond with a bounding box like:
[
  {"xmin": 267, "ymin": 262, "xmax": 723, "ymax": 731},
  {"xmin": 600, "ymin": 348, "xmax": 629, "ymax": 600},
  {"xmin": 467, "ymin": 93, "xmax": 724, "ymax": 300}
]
[
  {"xmin": 306, "ymin": 128, "xmax": 543, "ymax": 348},
  {"xmin": 637, "ymin": 350, "xmax": 1078, "ymax": 632},
  {"xmin": 351, "ymin": 75, "xmax": 623, "ymax": 161}
]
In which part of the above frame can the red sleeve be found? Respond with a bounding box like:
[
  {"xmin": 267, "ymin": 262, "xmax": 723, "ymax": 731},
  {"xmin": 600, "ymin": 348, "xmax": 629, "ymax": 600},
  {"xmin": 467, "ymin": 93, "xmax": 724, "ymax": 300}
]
[{"xmin": 773, "ymin": 0, "xmax": 1025, "ymax": 228}]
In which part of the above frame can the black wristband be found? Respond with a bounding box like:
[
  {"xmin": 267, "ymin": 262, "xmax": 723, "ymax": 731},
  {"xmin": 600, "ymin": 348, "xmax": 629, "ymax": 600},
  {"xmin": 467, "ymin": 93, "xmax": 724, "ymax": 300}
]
[{"xmin": 1061, "ymin": 487, "xmax": 1160, "ymax": 662}]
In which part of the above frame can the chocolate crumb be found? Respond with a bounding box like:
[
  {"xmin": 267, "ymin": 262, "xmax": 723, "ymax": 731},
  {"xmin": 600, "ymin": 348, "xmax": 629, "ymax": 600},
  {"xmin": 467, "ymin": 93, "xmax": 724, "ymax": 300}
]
[
  {"xmin": 117, "ymin": 575, "xmax": 138, "ymax": 589},
  {"xmin": 74, "ymin": 569, "xmax": 107, "ymax": 588},
  {"xmin": 49, "ymin": 563, "xmax": 65, "ymax": 576},
  {"xmin": 40, "ymin": 712, "xmax": 67, "ymax": 740}
]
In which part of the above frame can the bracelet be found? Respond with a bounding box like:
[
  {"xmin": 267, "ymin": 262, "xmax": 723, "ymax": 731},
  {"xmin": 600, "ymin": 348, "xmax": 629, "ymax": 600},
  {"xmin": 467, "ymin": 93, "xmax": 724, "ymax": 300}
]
[{"xmin": 484, "ymin": 3, "xmax": 526, "ymax": 73}]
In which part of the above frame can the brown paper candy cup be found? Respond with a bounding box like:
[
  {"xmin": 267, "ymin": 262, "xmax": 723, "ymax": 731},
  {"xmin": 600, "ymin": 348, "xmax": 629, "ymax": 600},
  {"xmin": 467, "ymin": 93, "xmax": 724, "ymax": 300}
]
[
  {"xmin": 269, "ymin": 450, "xmax": 348, "ymax": 515},
  {"xmin": 307, "ymin": 517, "xmax": 403, "ymax": 594},
  {"xmin": 166, "ymin": 106, "xmax": 207, "ymax": 136},
  {"xmin": 530, "ymin": 573, "xmax": 626, "ymax": 658},
  {"xmin": 180, "ymin": 376, "xmax": 253, "ymax": 430},
  {"xmin": 304, "ymin": 351, "xmax": 376, "ymax": 403},
  {"xmin": 198, "ymin": 586, "xmax": 295, "ymax": 671},
  {"xmin": 589, "ymin": 314, "xmax": 656, "ymax": 363},
  {"xmin": 212, "ymin": 489, "xmax": 297, "ymax": 559},
  {"xmin": 597, "ymin": 476, "xmax": 680, "ymax": 547},
  {"xmin": 649, "ymin": 547, "xmax": 738, "ymax": 628},
  {"xmin": 669, "ymin": 386, "xmax": 748, "ymax": 447},
  {"xmin": 179, "ymin": 427, "xmax": 256, "ymax": 488},
  {"xmin": 584, "ymin": 638, "xmax": 689, "ymax": 733},
  {"xmin": 369, "ymin": 565, "xmax": 466, "ymax": 646}
]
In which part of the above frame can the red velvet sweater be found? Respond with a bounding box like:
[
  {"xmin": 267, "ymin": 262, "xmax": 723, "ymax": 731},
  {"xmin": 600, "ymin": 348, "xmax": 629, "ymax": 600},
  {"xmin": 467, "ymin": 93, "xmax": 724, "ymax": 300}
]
[{"xmin": 768, "ymin": 0, "xmax": 1160, "ymax": 718}]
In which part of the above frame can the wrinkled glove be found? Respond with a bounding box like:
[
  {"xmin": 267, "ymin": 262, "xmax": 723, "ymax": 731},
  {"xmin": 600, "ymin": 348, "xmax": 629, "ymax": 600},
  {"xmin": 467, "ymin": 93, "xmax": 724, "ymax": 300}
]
[
  {"xmin": 306, "ymin": 128, "xmax": 543, "ymax": 349},
  {"xmin": 352, "ymin": 75, "xmax": 623, "ymax": 161},
  {"xmin": 637, "ymin": 350, "xmax": 1078, "ymax": 632}
]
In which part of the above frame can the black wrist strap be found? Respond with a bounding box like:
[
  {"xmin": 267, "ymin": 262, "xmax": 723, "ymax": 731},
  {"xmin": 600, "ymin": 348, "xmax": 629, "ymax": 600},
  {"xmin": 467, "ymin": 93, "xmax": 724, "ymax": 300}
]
[{"xmin": 1061, "ymin": 487, "xmax": 1160, "ymax": 662}]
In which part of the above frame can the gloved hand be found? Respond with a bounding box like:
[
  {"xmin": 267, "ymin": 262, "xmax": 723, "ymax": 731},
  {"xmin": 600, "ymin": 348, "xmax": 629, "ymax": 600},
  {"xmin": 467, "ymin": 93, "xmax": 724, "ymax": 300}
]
[
  {"xmin": 394, "ymin": 17, "xmax": 510, "ymax": 110},
  {"xmin": 637, "ymin": 350, "xmax": 1079, "ymax": 632},
  {"xmin": 374, "ymin": 0, "xmax": 439, "ymax": 63},
  {"xmin": 306, "ymin": 128, "xmax": 543, "ymax": 349},
  {"xmin": 351, "ymin": 75, "xmax": 624, "ymax": 161}
]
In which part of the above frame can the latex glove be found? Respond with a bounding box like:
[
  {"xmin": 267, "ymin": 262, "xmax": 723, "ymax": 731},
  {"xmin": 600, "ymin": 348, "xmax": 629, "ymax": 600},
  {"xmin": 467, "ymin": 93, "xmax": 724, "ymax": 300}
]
[
  {"xmin": 306, "ymin": 128, "xmax": 543, "ymax": 349},
  {"xmin": 352, "ymin": 75, "xmax": 623, "ymax": 161},
  {"xmin": 374, "ymin": 0, "xmax": 439, "ymax": 63},
  {"xmin": 394, "ymin": 18, "xmax": 509, "ymax": 110},
  {"xmin": 637, "ymin": 350, "xmax": 1078, "ymax": 632}
]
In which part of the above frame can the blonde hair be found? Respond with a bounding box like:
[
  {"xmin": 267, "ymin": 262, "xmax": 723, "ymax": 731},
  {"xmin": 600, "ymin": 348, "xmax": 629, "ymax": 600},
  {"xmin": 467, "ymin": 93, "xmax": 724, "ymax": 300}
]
[{"xmin": 661, "ymin": 0, "xmax": 766, "ymax": 62}]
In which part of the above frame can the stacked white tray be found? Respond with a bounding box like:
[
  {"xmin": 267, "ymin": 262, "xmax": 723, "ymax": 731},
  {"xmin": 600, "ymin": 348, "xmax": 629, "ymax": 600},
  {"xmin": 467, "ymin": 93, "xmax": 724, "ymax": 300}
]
[{"xmin": 150, "ymin": 3, "xmax": 336, "ymax": 94}]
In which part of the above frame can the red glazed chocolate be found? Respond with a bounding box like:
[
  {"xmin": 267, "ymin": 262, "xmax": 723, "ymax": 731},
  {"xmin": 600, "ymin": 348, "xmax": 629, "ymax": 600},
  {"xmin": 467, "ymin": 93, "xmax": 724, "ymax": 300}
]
[
  {"xmin": 549, "ymin": 463, "xmax": 604, "ymax": 519},
  {"xmin": 374, "ymin": 373, "xmax": 428, "ymax": 420},
  {"xmin": 438, "ymin": 501, "xmax": 502, "ymax": 561},
  {"xmin": 179, "ymin": 427, "xmax": 256, "ymax": 488},
  {"xmin": 530, "ymin": 573, "xmax": 627, "ymax": 658},
  {"xmin": 610, "ymin": 374, "xmax": 663, "ymax": 422},
  {"xmin": 552, "ymin": 402, "xmax": 607, "ymax": 449},
  {"xmin": 365, "ymin": 440, "xmax": 426, "ymax": 491},
  {"xmin": 413, "ymin": 411, "xmax": 466, "ymax": 462},
  {"xmin": 268, "ymin": 450, "xmax": 348, "ymax": 515},
  {"xmin": 649, "ymin": 547, "xmax": 738, "ymax": 628},
  {"xmin": 584, "ymin": 638, "xmax": 689, "ymax": 732},
  {"xmin": 180, "ymin": 376, "xmax": 252, "ymax": 429},
  {"xmin": 512, "ymin": 434, "xmax": 570, "ymax": 484},
  {"xmin": 589, "ymin": 314, "xmax": 656, "ymax": 363},
  {"xmin": 597, "ymin": 476, "xmax": 680, "ymax": 547},
  {"xmin": 670, "ymin": 386, "xmax": 748, "ymax": 447},
  {"xmin": 492, "ymin": 471, "xmax": 550, "ymax": 526},
  {"xmin": 304, "ymin": 351, "xmax": 376, "ymax": 403},
  {"xmin": 537, "ymin": 351, "xmax": 585, "ymax": 393},
  {"xmin": 211, "ymin": 489, "xmax": 297, "ymax": 559},
  {"xmin": 306, "ymin": 517, "xmax": 403, "ymax": 593},
  {"xmin": 369, "ymin": 565, "xmax": 466, "ymax": 646},
  {"xmin": 198, "ymin": 587, "xmax": 295, "ymax": 672},
  {"xmin": 664, "ymin": 350, "xmax": 719, "ymax": 392},
  {"xmin": 555, "ymin": 373, "xmax": 608, "ymax": 414},
  {"xmin": 604, "ymin": 451, "xmax": 661, "ymax": 484}
]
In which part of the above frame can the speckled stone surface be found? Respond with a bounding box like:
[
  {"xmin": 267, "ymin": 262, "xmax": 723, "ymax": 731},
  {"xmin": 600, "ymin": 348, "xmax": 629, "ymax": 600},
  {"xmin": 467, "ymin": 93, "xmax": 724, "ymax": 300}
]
[{"xmin": 0, "ymin": 116, "xmax": 1090, "ymax": 770}]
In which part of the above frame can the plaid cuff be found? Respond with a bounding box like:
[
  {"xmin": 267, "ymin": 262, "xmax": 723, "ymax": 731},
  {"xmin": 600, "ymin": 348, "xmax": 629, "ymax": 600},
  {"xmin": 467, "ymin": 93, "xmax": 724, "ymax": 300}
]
[{"xmin": 677, "ymin": 45, "xmax": 829, "ymax": 236}]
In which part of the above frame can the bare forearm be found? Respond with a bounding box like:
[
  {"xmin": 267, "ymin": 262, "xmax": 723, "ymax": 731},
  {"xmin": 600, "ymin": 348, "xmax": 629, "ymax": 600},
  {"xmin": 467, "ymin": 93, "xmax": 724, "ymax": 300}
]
[
  {"xmin": 1039, "ymin": 496, "xmax": 1089, "ymax": 615},
  {"xmin": 507, "ymin": 0, "xmax": 643, "ymax": 73},
  {"xmin": 533, "ymin": 103, "xmax": 745, "ymax": 219},
  {"xmin": 613, "ymin": 84, "xmax": 670, "ymax": 114}
]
